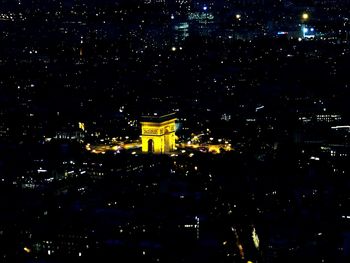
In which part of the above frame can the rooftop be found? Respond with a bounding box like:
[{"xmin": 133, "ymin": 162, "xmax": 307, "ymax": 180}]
[{"xmin": 140, "ymin": 112, "xmax": 177, "ymax": 123}]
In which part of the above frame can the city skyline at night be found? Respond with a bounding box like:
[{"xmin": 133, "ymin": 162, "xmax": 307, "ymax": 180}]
[{"xmin": 1, "ymin": 0, "xmax": 350, "ymax": 262}]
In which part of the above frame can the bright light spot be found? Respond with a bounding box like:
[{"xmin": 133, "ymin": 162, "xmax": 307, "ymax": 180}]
[
  {"xmin": 78, "ymin": 122, "xmax": 85, "ymax": 131},
  {"xmin": 236, "ymin": 14, "xmax": 241, "ymax": 19},
  {"xmin": 298, "ymin": 37, "xmax": 302, "ymax": 41},
  {"xmin": 78, "ymin": 252, "xmax": 82, "ymax": 257},
  {"xmin": 255, "ymin": 105, "xmax": 265, "ymax": 111},
  {"xmin": 331, "ymin": 125, "xmax": 350, "ymax": 129},
  {"xmin": 302, "ymin": 13, "xmax": 309, "ymax": 20},
  {"xmin": 48, "ymin": 250, "xmax": 51, "ymax": 255},
  {"xmin": 311, "ymin": 28, "xmax": 315, "ymax": 32},
  {"xmin": 24, "ymin": 247, "xmax": 31, "ymax": 253},
  {"xmin": 203, "ymin": 6, "xmax": 208, "ymax": 11},
  {"xmin": 252, "ymin": 227, "xmax": 260, "ymax": 250},
  {"xmin": 171, "ymin": 14, "xmax": 174, "ymax": 19},
  {"xmin": 171, "ymin": 47, "xmax": 176, "ymax": 52},
  {"xmin": 238, "ymin": 244, "xmax": 244, "ymax": 259},
  {"xmin": 303, "ymin": 28, "xmax": 308, "ymax": 33}
]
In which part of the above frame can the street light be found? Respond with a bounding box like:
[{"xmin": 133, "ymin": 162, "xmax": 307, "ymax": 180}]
[{"xmin": 302, "ymin": 12, "xmax": 309, "ymax": 21}]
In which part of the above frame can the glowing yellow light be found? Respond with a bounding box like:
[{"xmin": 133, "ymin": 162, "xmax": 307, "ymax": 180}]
[
  {"xmin": 238, "ymin": 243, "xmax": 244, "ymax": 259},
  {"xmin": 252, "ymin": 227, "xmax": 260, "ymax": 250},
  {"xmin": 85, "ymin": 143, "xmax": 91, "ymax": 151},
  {"xmin": 24, "ymin": 247, "xmax": 31, "ymax": 253},
  {"xmin": 171, "ymin": 47, "xmax": 177, "ymax": 52},
  {"xmin": 247, "ymin": 261, "xmax": 254, "ymax": 263},
  {"xmin": 79, "ymin": 122, "xmax": 85, "ymax": 131},
  {"xmin": 235, "ymin": 14, "xmax": 241, "ymax": 19},
  {"xmin": 302, "ymin": 13, "xmax": 309, "ymax": 20}
]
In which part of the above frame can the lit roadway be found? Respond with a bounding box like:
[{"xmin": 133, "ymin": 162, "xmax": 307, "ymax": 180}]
[{"xmin": 86, "ymin": 141, "xmax": 233, "ymax": 155}]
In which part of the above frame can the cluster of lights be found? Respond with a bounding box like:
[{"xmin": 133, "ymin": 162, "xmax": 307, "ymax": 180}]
[
  {"xmin": 303, "ymin": 27, "xmax": 315, "ymax": 33},
  {"xmin": 171, "ymin": 46, "xmax": 183, "ymax": 52}
]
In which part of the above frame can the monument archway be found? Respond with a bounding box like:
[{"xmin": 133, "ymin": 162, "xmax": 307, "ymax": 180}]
[{"xmin": 140, "ymin": 113, "xmax": 177, "ymax": 154}]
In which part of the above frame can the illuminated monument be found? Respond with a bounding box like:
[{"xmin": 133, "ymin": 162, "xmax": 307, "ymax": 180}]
[{"xmin": 140, "ymin": 113, "xmax": 176, "ymax": 154}]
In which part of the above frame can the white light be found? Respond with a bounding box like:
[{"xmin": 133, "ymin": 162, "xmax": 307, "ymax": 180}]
[
  {"xmin": 311, "ymin": 28, "xmax": 314, "ymax": 32},
  {"xmin": 255, "ymin": 105, "xmax": 265, "ymax": 111},
  {"xmin": 331, "ymin": 125, "xmax": 350, "ymax": 129},
  {"xmin": 303, "ymin": 28, "xmax": 308, "ymax": 33},
  {"xmin": 203, "ymin": 6, "xmax": 208, "ymax": 11}
]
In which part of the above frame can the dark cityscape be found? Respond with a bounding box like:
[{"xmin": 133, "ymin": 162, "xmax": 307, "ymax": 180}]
[{"xmin": 1, "ymin": 0, "xmax": 350, "ymax": 262}]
